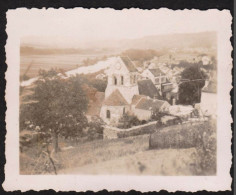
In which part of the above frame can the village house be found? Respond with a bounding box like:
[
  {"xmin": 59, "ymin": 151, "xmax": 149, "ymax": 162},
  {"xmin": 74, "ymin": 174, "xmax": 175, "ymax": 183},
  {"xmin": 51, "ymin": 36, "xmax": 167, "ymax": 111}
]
[
  {"xmin": 142, "ymin": 68, "xmax": 167, "ymax": 89},
  {"xmin": 100, "ymin": 56, "xmax": 170, "ymax": 126},
  {"xmin": 132, "ymin": 97, "xmax": 170, "ymax": 121},
  {"xmin": 140, "ymin": 66, "xmax": 180, "ymax": 105},
  {"xmin": 161, "ymin": 82, "xmax": 174, "ymax": 102}
]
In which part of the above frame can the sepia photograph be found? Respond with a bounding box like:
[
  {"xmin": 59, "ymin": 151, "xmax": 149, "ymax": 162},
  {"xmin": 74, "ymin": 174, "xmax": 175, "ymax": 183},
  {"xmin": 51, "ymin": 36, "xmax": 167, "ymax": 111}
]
[{"xmin": 4, "ymin": 8, "xmax": 232, "ymax": 192}]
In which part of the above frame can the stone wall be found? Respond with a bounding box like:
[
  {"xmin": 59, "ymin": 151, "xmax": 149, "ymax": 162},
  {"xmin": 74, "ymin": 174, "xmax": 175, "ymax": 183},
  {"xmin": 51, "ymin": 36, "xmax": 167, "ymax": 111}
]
[
  {"xmin": 103, "ymin": 121, "xmax": 157, "ymax": 139},
  {"xmin": 103, "ymin": 119, "xmax": 208, "ymax": 140}
]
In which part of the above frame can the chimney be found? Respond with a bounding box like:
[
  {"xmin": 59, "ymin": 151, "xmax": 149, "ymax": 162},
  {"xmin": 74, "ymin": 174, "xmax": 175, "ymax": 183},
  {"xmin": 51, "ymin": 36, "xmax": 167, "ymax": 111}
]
[{"xmin": 172, "ymin": 98, "xmax": 176, "ymax": 105}]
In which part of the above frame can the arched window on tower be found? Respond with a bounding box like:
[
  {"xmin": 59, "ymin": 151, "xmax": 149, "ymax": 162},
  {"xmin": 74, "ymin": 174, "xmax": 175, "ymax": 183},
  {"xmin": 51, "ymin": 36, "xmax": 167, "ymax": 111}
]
[
  {"xmin": 114, "ymin": 76, "xmax": 117, "ymax": 85},
  {"xmin": 121, "ymin": 76, "xmax": 124, "ymax": 85},
  {"xmin": 106, "ymin": 110, "xmax": 111, "ymax": 119}
]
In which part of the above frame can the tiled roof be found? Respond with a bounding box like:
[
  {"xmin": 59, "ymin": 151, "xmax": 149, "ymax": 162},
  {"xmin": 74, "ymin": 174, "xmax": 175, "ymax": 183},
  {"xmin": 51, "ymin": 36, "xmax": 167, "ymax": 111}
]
[
  {"xmin": 135, "ymin": 98, "xmax": 167, "ymax": 111},
  {"xmin": 138, "ymin": 79, "xmax": 161, "ymax": 99},
  {"xmin": 131, "ymin": 95, "xmax": 146, "ymax": 105},
  {"xmin": 149, "ymin": 68, "xmax": 165, "ymax": 77},
  {"xmin": 120, "ymin": 56, "xmax": 137, "ymax": 72},
  {"xmin": 103, "ymin": 89, "xmax": 129, "ymax": 106}
]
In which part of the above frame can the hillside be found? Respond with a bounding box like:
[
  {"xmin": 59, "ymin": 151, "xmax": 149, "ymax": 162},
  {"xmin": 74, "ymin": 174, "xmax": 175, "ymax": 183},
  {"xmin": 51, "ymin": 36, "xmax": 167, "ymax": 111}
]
[
  {"xmin": 120, "ymin": 31, "xmax": 217, "ymax": 50},
  {"xmin": 21, "ymin": 31, "xmax": 217, "ymax": 55},
  {"xmin": 20, "ymin": 134, "xmax": 198, "ymax": 175},
  {"xmin": 20, "ymin": 117, "xmax": 216, "ymax": 176}
]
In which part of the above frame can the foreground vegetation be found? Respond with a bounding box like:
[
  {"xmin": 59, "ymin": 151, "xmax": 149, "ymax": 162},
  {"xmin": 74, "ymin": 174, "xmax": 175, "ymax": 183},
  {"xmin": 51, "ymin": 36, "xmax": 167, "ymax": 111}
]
[
  {"xmin": 20, "ymin": 119, "xmax": 216, "ymax": 176},
  {"xmin": 20, "ymin": 134, "xmax": 195, "ymax": 175}
]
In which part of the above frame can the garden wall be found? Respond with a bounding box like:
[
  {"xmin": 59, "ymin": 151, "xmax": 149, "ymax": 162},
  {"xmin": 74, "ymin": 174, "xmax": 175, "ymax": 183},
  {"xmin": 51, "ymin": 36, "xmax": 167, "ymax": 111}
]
[{"xmin": 103, "ymin": 121, "xmax": 157, "ymax": 139}]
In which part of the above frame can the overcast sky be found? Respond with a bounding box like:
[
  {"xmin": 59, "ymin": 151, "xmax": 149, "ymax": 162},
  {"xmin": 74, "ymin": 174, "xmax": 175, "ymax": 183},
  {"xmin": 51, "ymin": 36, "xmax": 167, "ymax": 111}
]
[{"xmin": 7, "ymin": 8, "xmax": 229, "ymax": 48}]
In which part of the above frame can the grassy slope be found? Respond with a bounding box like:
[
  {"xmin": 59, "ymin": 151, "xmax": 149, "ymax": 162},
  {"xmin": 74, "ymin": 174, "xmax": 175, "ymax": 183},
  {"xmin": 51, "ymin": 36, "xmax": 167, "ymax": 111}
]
[
  {"xmin": 58, "ymin": 135, "xmax": 196, "ymax": 175},
  {"xmin": 20, "ymin": 134, "xmax": 197, "ymax": 175},
  {"xmin": 21, "ymin": 120, "xmax": 217, "ymax": 175}
]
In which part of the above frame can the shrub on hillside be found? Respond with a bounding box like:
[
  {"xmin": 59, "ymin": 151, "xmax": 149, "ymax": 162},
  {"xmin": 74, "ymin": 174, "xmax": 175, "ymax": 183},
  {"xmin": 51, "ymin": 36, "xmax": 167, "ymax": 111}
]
[
  {"xmin": 191, "ymin": 120, "xmax": 217, "ymax": 175},
  {"xmin": 149, "ymin": 121, "xmax": 214, "ymax": 149},
  {"xmin": 149, "ymin": 120, "xmax": 217, "ymax": 175},
  {"xmin": 86, "ymin": 116, "xmax": 104, "ymax": 141},
  {"xmin": 89, "ymin": 79, "xmax": 107, "ymax": 92},
  {"xmin": 117, "ymin": 114, "xmax": 143, "ymax": 129}
]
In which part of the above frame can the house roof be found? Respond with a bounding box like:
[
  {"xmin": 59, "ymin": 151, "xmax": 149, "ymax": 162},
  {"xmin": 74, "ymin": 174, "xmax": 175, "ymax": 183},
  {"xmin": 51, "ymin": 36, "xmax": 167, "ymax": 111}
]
[
  {"xmin": 135, "ymin": 98, "xmax": 167, "ymax": 111},
  {"xmin": 131, "ymin": 95, "xmax": 146, "ymax": 105},
  {"xmin": 120, "ymin": 56, "xmax": 137, "ymax": 72},
  {"xmin": 138, "ymin": 79, "xmax": 161, "ymax": 99},
  {"xmin": 103, "ymin": 89, "xmax": 129, "ymax": 106},
  {"xmin": 149, "ymin": 68, "xmax": 165, "ymax": 77}
]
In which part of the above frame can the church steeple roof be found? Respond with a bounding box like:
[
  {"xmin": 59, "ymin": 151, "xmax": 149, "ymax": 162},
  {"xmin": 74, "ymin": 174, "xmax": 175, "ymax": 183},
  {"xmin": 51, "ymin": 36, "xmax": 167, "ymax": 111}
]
[
  {"xmin": 120, "ymin": 56, "xmax": 137, "ymax": 72},
  {"xmin": 103, "ymin": 89, "xmax": 129, "ymax": 106}
]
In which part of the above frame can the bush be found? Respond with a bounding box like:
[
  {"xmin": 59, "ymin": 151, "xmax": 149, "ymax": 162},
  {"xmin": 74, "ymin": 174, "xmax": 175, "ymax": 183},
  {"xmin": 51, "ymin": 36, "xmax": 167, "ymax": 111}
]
[
  {"xmin": 89, "ymin": 79, "xmax": 107, "ymax": 92},
  {"xmin": 191, "ymin": 120, "xmax": 217, "ymax": 175},
  {"xmin": 149, "ymin": 121, "xmax": 214, "ymax": 149},
  {"xmin": 87, "ymin": 117, "xmax": 104, "ymax": 141},
  {"xmin": 149, "ymin": 120, "xmax": 217, "ymax": 175},
  {"xmin": 117, "ymin": 114, "xmax": 142, "ymax": 129}
]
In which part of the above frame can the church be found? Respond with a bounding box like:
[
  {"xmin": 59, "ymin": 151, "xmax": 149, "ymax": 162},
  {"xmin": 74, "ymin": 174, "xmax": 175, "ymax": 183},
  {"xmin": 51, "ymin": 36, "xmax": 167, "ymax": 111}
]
[{"xmin": 100, "ymin": 56, "xmax": 170, "ymax": 126}]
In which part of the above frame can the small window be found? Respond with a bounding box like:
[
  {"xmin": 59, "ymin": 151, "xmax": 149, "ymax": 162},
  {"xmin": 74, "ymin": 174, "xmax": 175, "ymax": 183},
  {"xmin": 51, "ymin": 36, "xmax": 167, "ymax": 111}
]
[
  {"xmin": 133, "ymin": 75, "xmax": 136, "ymax": 83},
  {"xmin": 121, "ymin": 76, "xmax": 124, "ymax": 85},
  {"xmin": 114, "ymin": 76, "xmax": 117, "ymax": 85},
  {"xmin": 123, "ymin": 107, "xmax": 125, "ymax": 115},
  {"xmin": 106, "ymin": 110, "xmax": 110, "ymax": 119}
]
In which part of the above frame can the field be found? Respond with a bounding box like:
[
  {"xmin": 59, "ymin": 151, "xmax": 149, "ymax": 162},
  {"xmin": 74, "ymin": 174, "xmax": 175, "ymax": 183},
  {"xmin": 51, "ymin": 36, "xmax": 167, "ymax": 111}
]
[
  {"xmin": 20, "ymin": 54, "xmax": 108, "ymax": 79},
  {"xmin": 20, "ymin": 132, "xmax": 209, "ymax": 176}
]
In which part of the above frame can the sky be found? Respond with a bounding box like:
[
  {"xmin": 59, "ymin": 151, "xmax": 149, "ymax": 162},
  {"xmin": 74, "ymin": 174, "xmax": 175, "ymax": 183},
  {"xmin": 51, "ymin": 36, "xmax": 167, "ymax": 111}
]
[{"xmin": 7, "ymin": 8, "xmax": 230, "ymax": 48}]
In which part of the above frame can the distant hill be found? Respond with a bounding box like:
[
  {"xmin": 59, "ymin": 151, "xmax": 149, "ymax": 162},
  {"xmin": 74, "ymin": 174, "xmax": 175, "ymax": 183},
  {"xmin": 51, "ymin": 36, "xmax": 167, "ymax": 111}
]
[
  {"xmin": 20, "ymin": 46, "xmax": 118, "ymax": 56},
  {"xmin": 83, "ymin": 31, "xmax": 216, "ymax": 50},
  {"xmin": 21, "ymin": 31, "xmax": 217, "ymax": 55},
  {"xmin": 123, "ymin": 31, "xmax": 217, "ymax": 50}
]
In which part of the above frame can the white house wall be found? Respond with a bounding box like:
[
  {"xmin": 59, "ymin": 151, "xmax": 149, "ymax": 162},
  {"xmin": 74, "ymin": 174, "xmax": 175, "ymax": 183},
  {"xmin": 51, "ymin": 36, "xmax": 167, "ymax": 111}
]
[
  {"xmin": 100, "ymin": 105, "xmax": 131, "ymax": 126},
  {"xmin": 133, "ymin": 108, "xmax": 152, "ymax": 121}
]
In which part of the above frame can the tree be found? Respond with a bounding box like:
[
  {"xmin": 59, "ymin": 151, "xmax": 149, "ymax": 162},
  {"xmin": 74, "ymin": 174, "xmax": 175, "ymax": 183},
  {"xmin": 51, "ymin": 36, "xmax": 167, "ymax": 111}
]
[
  {"xmin": 89, "ymin": 79, "xmax": 107, "ymax": 92},
  {"xmin": 117, "ymin": 114, "xmax": 141, "ymax": 129},
  {"xmin": 121, "ymin": 49, "xmax": 164, "ymax": 66},
  {"xmin": 20, "ymin": 69, "xmax": 88, "ymax": 152},
  {"xmin": 151, "ymin": 109, "xmax": 165, "ymax": 121},
  {"xmin": 87, "ymin": 116, "xmax": 105, "ymax": 141},
  {"xmin": 178, "ymin": 64, "xmax": 207, "ymax": 106}
]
